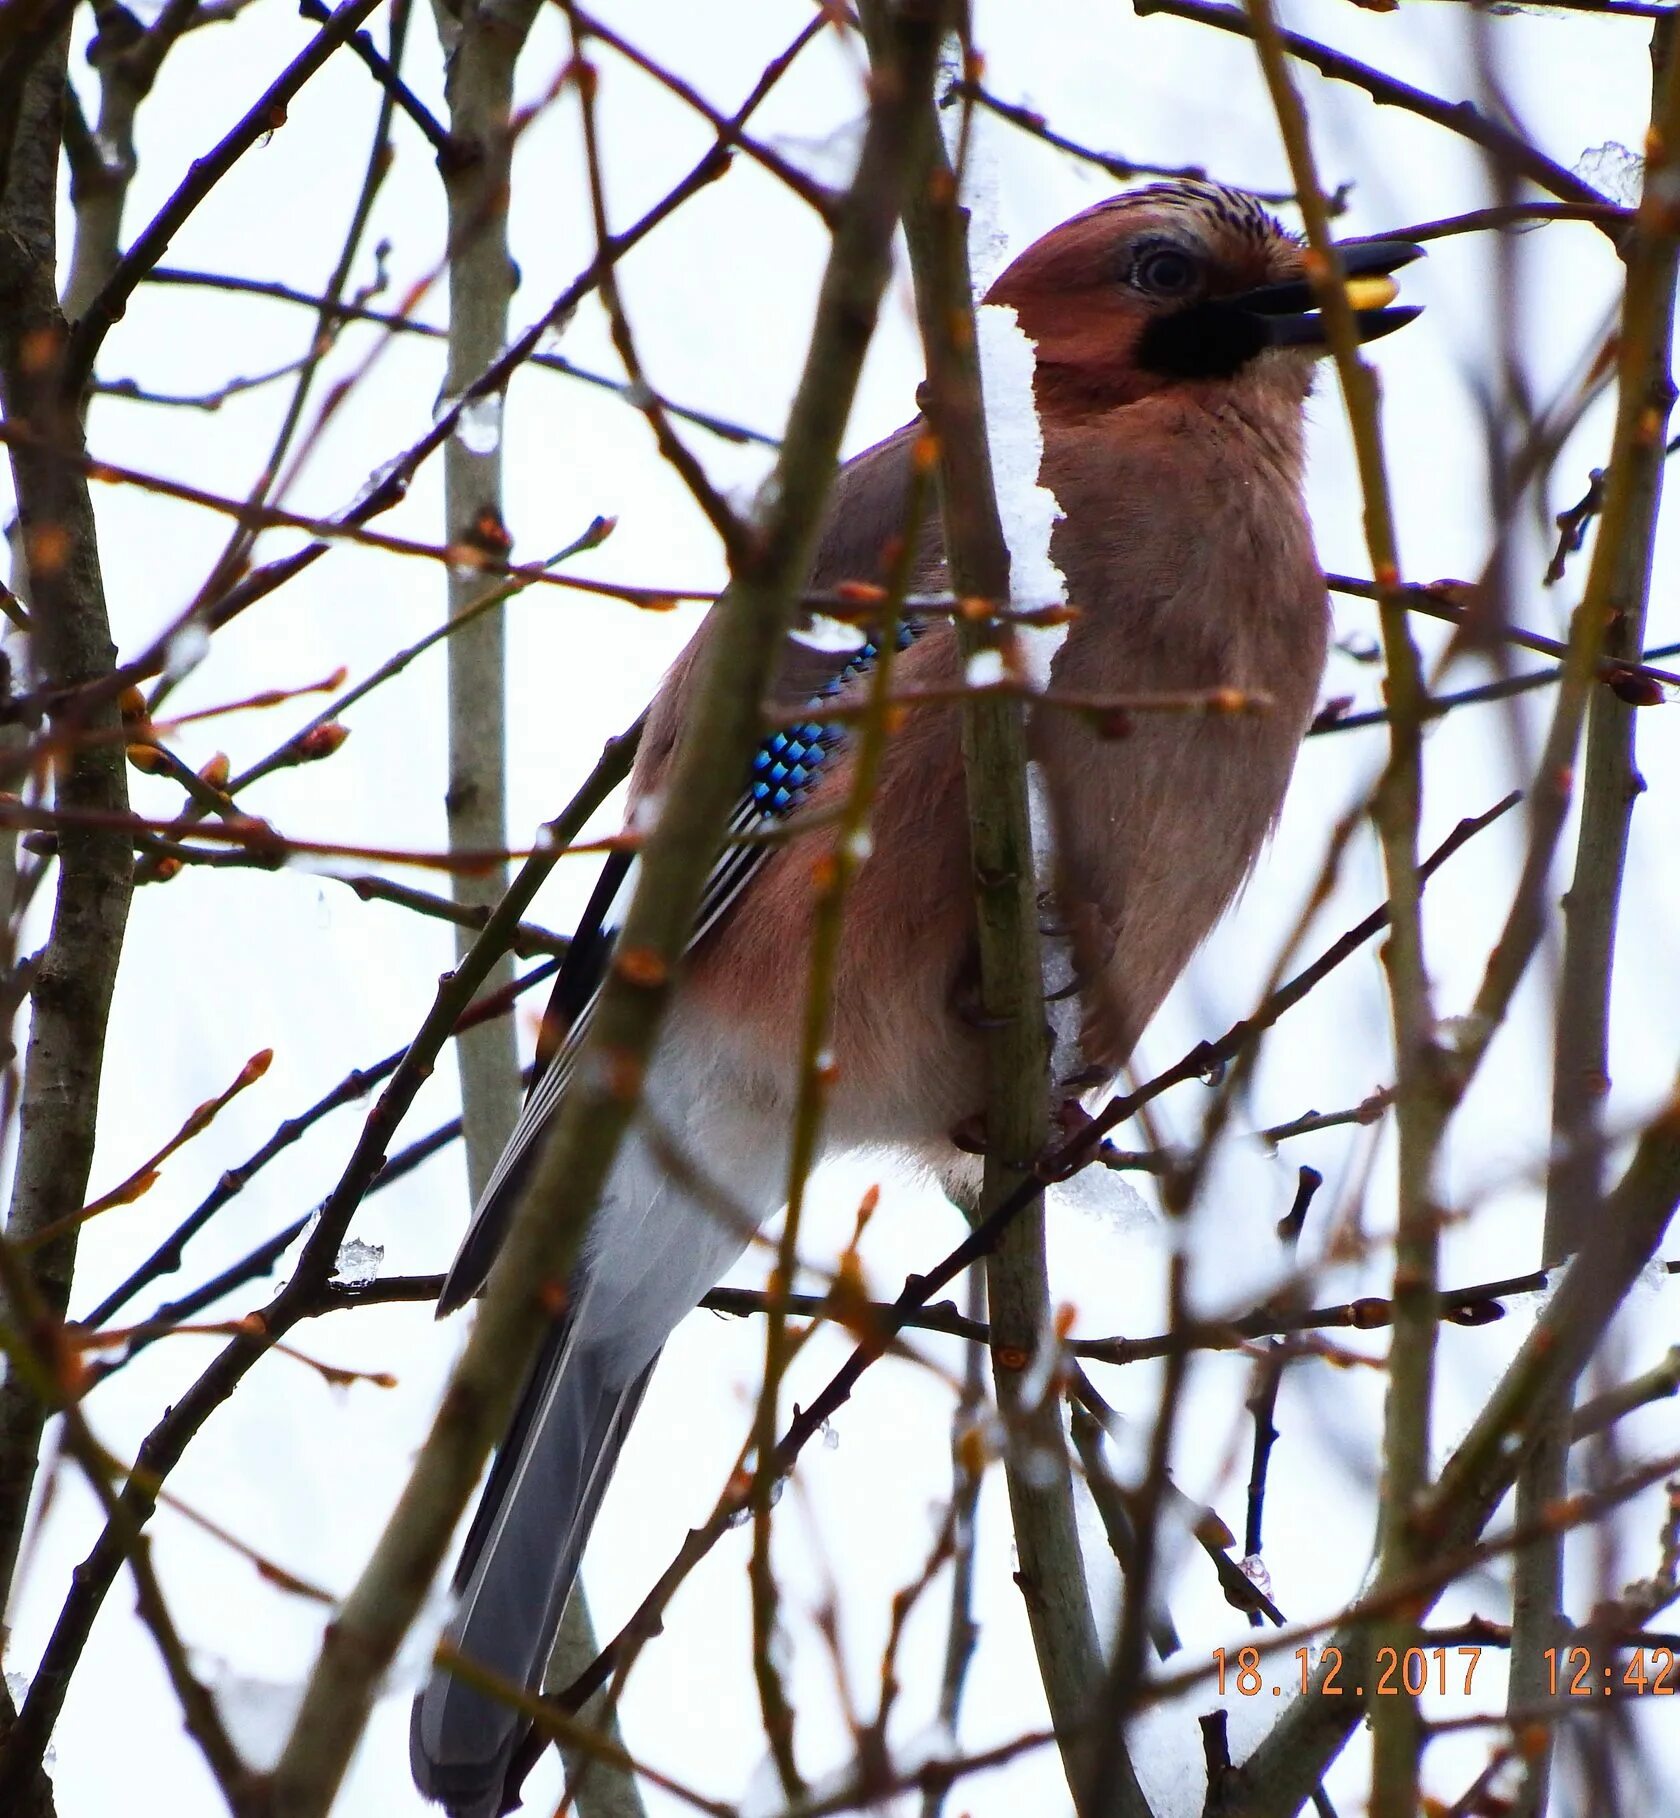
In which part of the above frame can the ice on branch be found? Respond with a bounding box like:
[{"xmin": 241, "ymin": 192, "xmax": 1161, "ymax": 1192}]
[
  {"xmin": 4, "ymin": 1670, "xmax": 53, "ymax": 1767},
  {"xmin": 1574, "ymin": 139, "xmax": 1643, "ymax": 207},
  {"xmin": 332, "ymin": 1238, "xmax": 384, "ymax": 1287},
  {"xmin": 453, "ymin": 392, "xmax": 504, "ymax": 459},
  {"xmin": 209, "ymin": 1668, "xmax": 305, "ymax": 1771},
  {"xmin": 1047, "ymin": 1158, "xmax": 1155, "ymax": 1233},
  {"xmin": 163, "ymin": 620, "xmax": 211, "ymax": 683}
]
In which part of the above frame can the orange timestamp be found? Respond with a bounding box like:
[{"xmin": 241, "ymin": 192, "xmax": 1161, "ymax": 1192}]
[
  {"xmin": 1213, "ymin": 1644, "xmax": 1485, "ymax": 1699},
  {"xmin": 1547, "ymin": 1645, "xmax": 1678, "ymax": 1696}
]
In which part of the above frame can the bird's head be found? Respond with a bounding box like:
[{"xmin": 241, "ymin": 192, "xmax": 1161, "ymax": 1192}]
[{"xmin": 985, "ymin": 180, "xmax": 1422, "ymax": 420}]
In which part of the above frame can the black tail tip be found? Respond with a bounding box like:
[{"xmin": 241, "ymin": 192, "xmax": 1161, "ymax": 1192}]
[{"xmin": 409, "ymin": 1688, "xmax": 520, "ymax": 1818}]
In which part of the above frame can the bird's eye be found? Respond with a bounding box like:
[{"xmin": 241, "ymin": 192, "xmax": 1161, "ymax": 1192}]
[{"xmin": 1132, "ymin": 244, "xmax": 1199, "ymax": 298}]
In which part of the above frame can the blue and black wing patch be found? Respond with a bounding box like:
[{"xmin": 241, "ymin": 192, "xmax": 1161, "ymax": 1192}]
[{"xmin": 434, "ymin": 623, "xmax": 914, "ymax": 1313}]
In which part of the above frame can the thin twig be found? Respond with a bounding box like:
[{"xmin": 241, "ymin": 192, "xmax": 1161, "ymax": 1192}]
[
  {"xmin": 1242, "ymin": 5, "xmax": 1443, "ymax": 1806},
  {"xmin": 862, "ymin": 14, "xmax": 1124, "ymax": 1810},
  {"xmin": 157, "ymin": 0, "xmax": 418, "ymax": 704},
  {"xmin": 952, "ymin": 77, "xmax": 1306, "ymax": 203},
  {"xmin": 699, "ymin": 1257, "xmax": 1680, "ymax": 1361},
  {"xmin": 568, "ymin": 6, "xmax": 837, "ymax": 220},
  {"xmin": 921, "ymin": 1262, "xmax": 986, "ymax": 1818},
  {"xmin": 62, "ymin": 0, "xmax": 387, "ymax": 392},
  {"xmin": 261, "ymin": 15, "xmax": 941, "ymax": 1809},
  {"xmin": 1241, "ymin": 1168, "xmax": 1323, "ymax": 1630},
  {"xmin": 1135, "ymin": 0, "xmax": 1615, "ymax": 222},
  {"xmin": 88, "ymin": 353, "xmax": 314, "ymax": 411},
  {"xmin": 296, "ymin": 0, "xmax": 452, "ymax": 157},
  {"xmin": 1325, "ymin": 571, "xmax": 1680, "ymax": 690},
  {"xmin": 1384, "ymin": 202, "xmax": 1630, "ymax": 242},
  {"xmin": 140, "ymin": 267, "xmax": 779, "ymax": 443},
  {"xmin": 1220, "ymin": 1085, "xmax": 1680, "ymax": 1815},
  {"xmin": 1308, "ymin": 643, "xmax": 1680, "ymax": 737},
  {"xmin": 1572, "ymin": 1346, "xmax": 1680, "ymax": 1443},
  {"xmin": 1508, "ymin": 26, "xmax": 1680, "ymax": 1810},
  {"xmin": 563, "ymin": 9, "xmax": 753, "ymax": 563},
  {"xmin": 0, "ymin": 717, "xmax": 634, "ymax": 1802}
]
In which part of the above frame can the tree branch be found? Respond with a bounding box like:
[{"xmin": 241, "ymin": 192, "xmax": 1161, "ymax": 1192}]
[
  {"xmin": 1506, "ymin": 22, "xmax": 1680, "ymax": 1813},
  {"xmin": 262, "ymin": 10, "xmax": 946, "ymax": 1809},
  {"xmin": 0, "ymin": 16, "xmax": 134, "ymax": 1628},
  {"xmin": 1137, "ymin": 0, "xmax": 1614, "ymax": 221},
  {"xmin": 0, "ymin": 720, "xmax": 633, "ymax": 1806},
  {"xmin": 1221, "ymin": 1085, "xmax": 1680, "ymax": 1815},
  {"xmin": 854, "ymin": 12, "xmax": 1133, "ymax": 1809},
  {"xmin": 61, "ymin": 0, "xmax": 386, "ymax": 394}
]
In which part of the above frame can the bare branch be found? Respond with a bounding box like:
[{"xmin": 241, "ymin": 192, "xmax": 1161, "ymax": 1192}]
[
  {"xmin": 854, "ymin": 12, "xmax": 1130, "ymax": 1809},
  {"xmin": 1241, "ymin": 5, "xmax": 1445, "ymax": 1806},
  {"xmin": 296, "ymin": 0, "xmax": 451, "ymax": 157},
  {"xmin": 139, "ymin": 267, "xmax": 780, "ymax": 443},
  {"xmin": 1222, "ymin": 1086, "xmax": 1680, "ymax": 1815},
  {"xmin": 0, "ymin": 720, "xmax": 633, "ymax": 1804},
  {"xmin": 0, "ymin": 15, "xmax": 134, "ymax": 1627},
  {"xmin": 1506, "ymin": 23, "xmax": 1680, "ymax": 1811},
  {"xmin": 262, "ymin": 12, "xmax": 946, "ymax": 1807},
  {"xmin": 62, "ymin": 0, "xmax": 387, "ymax": 393},
  {"xmin": 1136, "ymin": 0, "xmax": 1615, "ymax": 220}
]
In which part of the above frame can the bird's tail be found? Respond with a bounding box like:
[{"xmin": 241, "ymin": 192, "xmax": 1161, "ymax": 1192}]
[{"xmin": 410, "ymin": 1316, "xmax": 653, "ymax": 1818}]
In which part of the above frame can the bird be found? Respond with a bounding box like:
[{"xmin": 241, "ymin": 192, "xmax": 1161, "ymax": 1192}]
[{"xmin": 410, "ymin": 179, "xmax": 1422, "ymax": 1816}]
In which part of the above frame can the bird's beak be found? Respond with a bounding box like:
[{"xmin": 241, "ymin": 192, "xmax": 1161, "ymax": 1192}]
[{"xmin": 1234, "ymin": 240, "xmax": 1425, "ymax": 349}]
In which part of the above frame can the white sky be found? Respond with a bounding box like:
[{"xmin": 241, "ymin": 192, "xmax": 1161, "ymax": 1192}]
[{"xmin": 5, "ymin": 2, "xmax": 1680, "ymax": 1815}]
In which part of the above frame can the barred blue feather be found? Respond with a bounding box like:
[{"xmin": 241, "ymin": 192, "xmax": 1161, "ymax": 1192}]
[{"xmin": 748, "ymin": 627, "xmax": 912, "ymax": 813}]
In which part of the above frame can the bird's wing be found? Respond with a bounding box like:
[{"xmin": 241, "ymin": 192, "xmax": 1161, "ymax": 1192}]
[{"xmin": 435, "ymin": 429, "xmax": 928, "ymax": 1314}]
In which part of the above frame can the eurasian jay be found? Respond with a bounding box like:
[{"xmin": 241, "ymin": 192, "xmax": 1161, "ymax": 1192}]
[{"xmin": 411, "ymin": 179, "xmax": 1421, "ymax": 1815}]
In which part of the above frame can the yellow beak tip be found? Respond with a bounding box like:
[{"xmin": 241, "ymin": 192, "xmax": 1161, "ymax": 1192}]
[{"xmin": 1344, "ymin": 274, "xmax": 1400, "ymax": 312}]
